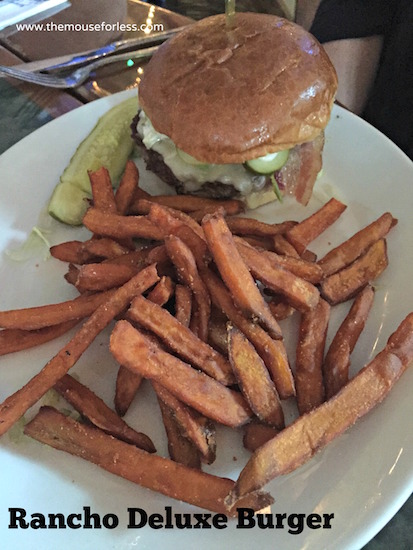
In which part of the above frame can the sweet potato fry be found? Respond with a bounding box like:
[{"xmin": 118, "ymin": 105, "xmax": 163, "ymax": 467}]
[
  {"xmin": 147, "ymin": 202, "xmax": 206, "ymax": 241},
  {"xmin": 130, "ymin": 184, "xmax": 152, "ymax": 204},
  {"xmin": 146, "ymin": 276, "xmax": 174, "ymax": 306},
  {"xmin": 114, "ymin": 274, "xmax": 173, "ymax": 417},
  {"xmin": 110, "ymin": 321, "xmax": 252, "ymax": 427},
  {"xmin": 193, "ymin": 203, "xmax": 245, "ymax": 222},
  {"xmin": 0, "ymin": 320, "xmax": 79, "ymax": 356},
  {"xmin": 145, "ymin": 201, "xmax": 185, "ymax": 232},
  {"xmin": 240, "ymin": 235, "xmax": 274, "ymax": 250},
  {"xmin": 268, "ymin": 298, "xmax": 295, "ymax": 321},
  {"xmin": 0, "ymin": 265, "xmax": 159, "ymax": 436},
  {"xmin": 88, "ymin": 166, "xmax": 138, "ymax": 251},
  {"xmin": 50, "ymin": 241, "xmax": 83, "ymax": 264},
  {"xmin": 153, "ymin": 381, "xmax": 216, "ymax": 464},
  {"xmin": 0, "ymin": 289, "xmax": 118, "ymax": 330},
  {"xmin": 225, "ymin": 217, "xmax": 296, "ymax": 237},
  {"xmin": 104, "ymin": 247, "xmax": 152, "ymax": 268},
  {"xmin": 24, "ymin": 406, "xmax": 273, "ymax": 514},
  {"xmin": 83, "ymin": 208, "xmax": 164, "ymax": 241},
  {"xmin": 295, "ymin": 298, "xmax": 330, "ymax": 415},
  {"xmin": 301, "ymin": 249, "xmax": 318, "ymax": 262},
  {"xmin": 188, "ymin": 205, "xmax": 230, "ymax": 223},
  {"xmin": 207, "ymin": 308, "xmax": 229, "ymax": 355},
  {"xmin": 324, "ymin": 285, "xmax": 375, "ymax": 398},
  {"xmin": 188, "ymin": 199, "xmax": 245, "ymax": 217},
  {"xmin": 318, "ymin": 212, "xmax": 397, "ymax": 276},
  {"xmin": 235, "ymin": 238, "xmax": 320, "ymax": 312},
  {"xmin": 285, "ymin": 198, "xmax": 347, "ymax": 254},
  {"xmin": 114, "ymin": 366, "xmax": 143, "ymax": 418},
  {"xmin": 75, "ymin": 263, "xmax": 138, "ymax": 292},
  {"xmin": 105, "ymin": 250, "xmax": 156, "ymax": 315},
  {"xmin": 272, "ymin": 234, "xmax": 300, "ymax": 258},
  {"xmin": 165, "ymin": 235, "xmax": 211, "ymax": 342},
  {"xmin": 320, "ymin": 239, "xmax": 388, "ymax": 305},
  {"xmin": 386, "ymin": 312, "xmax": 413, "ymax": 364},
  {"xmin": 128, "ymin": 295, "xmax": 235, "ymax": 386},
  {"xmin": 243, "ymin": 422, "xmax": 279, "ymax": 453},
  {"xmin": 171, "ymin": 224, "xmax": 209, "ymax": 270},
  {"xmin": 147, "ymin": 203, "xmax": 208, "ymax": 281},
  {"xmin": 54, "ymin": 374, "xmax": 155, "ymax": 452},
  {"xmin": 226, "ymin": 312, "xmax": 413, "ymax": 505},
  {"xmin": 202, "ymin": 212, "xmax": 282, "ymax": 340},
  {"xmin": 115, "ymin": 160, "xmax": 140, "ymax": 215},
  {"xmin": 145, "ymin": 243, "xmax": 169, "ymax": 265},
  {"xmin": 64, "ymin": 263, "xmax": 80, "ymax": 287},
  {"xmin": 228, "ymin": 326, "xmax": 284, "ymax": 429},
  {"xmin": 144, "ymin": 246, "xmax": 175, "ymax": 279},
  {"xmin": 79, "ymin": 238, "xmax": 132, "ymax": 262},
  {"xmin": 174, "ymin": 284, "xmax": 192, "ymax": 327},
  {"xmin": 261, "ymin": 248, "xmax": 324, "ymax": 284},
  {"xmin": 145, "ymin": 203, "xmax": 209, "ymax": 270},
  {"xmin": 157, "ymin": 397, "xmax": 201, "ymax": 469},
  {"xmin": 130, "ymin": 194, "xmax": 244, "ymax": 215},
  {"xmin": 202, "ymin": 269, "xmax": 295, "ymax": 399},
  {"xmin": 89, "ymin": 167, "xmax": 117, "ymax": 213}
]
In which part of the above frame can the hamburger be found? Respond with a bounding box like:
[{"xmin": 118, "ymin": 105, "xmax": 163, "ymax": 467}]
[{"xmin": 132, "ymin": 12, "xmax": 337, "ymax": 209}]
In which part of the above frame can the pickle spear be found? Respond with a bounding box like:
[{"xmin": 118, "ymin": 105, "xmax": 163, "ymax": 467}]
[{"xmin": 48, "ymin": 95, "xmax": 137, "ymax": 226}]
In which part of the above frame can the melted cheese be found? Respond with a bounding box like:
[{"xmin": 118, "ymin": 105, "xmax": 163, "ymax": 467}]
[{"xmin": 137, "ymin": 110, "xmax": 266, "ymax": 196}]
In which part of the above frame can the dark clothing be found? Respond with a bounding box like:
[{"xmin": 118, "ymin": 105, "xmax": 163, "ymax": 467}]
[{"xmin": 310, "ymin": 0, "xmax": 413, "ymax": 160}]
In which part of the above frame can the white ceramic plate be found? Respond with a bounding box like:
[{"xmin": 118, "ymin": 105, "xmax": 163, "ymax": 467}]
[{"xmin": 0, "ymin": 90, "xmax": 412, "ymax": 550}]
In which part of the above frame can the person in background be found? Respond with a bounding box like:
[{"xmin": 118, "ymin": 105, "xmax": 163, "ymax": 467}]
[{"xmin": 297, "ymin": 0, "xmax": 413, "ymax": 160}]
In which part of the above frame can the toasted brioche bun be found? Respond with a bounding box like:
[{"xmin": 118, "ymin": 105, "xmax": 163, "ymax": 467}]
[{"xmin": 138, "ymin": 12, "xmax": 337, "ymax": 165}]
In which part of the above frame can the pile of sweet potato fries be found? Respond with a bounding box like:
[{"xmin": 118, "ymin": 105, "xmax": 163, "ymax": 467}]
[{"xmin": 1, "ymin": 159, "xmax": 412, "ymax": 514}]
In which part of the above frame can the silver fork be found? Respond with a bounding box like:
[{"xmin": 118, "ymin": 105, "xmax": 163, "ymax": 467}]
[{"xmin": 0, "ymin": 46, "xmax": 158, "ymax": 88}]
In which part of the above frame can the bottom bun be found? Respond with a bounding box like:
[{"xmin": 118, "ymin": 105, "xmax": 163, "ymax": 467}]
[{"xmin": 244, "ymin": 187, "xmax": 279, "ymax": 209}]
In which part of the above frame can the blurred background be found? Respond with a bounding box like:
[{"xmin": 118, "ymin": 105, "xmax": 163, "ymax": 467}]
[{"xmin": 153, "ymin": 0, "xmax": 296, "ymax": 20}]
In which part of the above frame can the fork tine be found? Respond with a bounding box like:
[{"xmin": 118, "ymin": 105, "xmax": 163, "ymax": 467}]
[
  {"xmin": 0, "ymin": 66, "xmax": 70, "ymax": 88},
  {"xmin": 0, "ymin": 44, "xmax": 158, "ymax": 89}
]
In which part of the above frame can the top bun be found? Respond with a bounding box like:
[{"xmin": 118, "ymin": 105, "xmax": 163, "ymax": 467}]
[{"xmin": 138, "ymin": 13, "xmax": 337, "ymax": 164}]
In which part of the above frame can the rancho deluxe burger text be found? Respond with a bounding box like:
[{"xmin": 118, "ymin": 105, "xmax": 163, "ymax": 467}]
[{"xmin": 7, "ymin": 506, "xmax": 334, "ymax": 533}]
